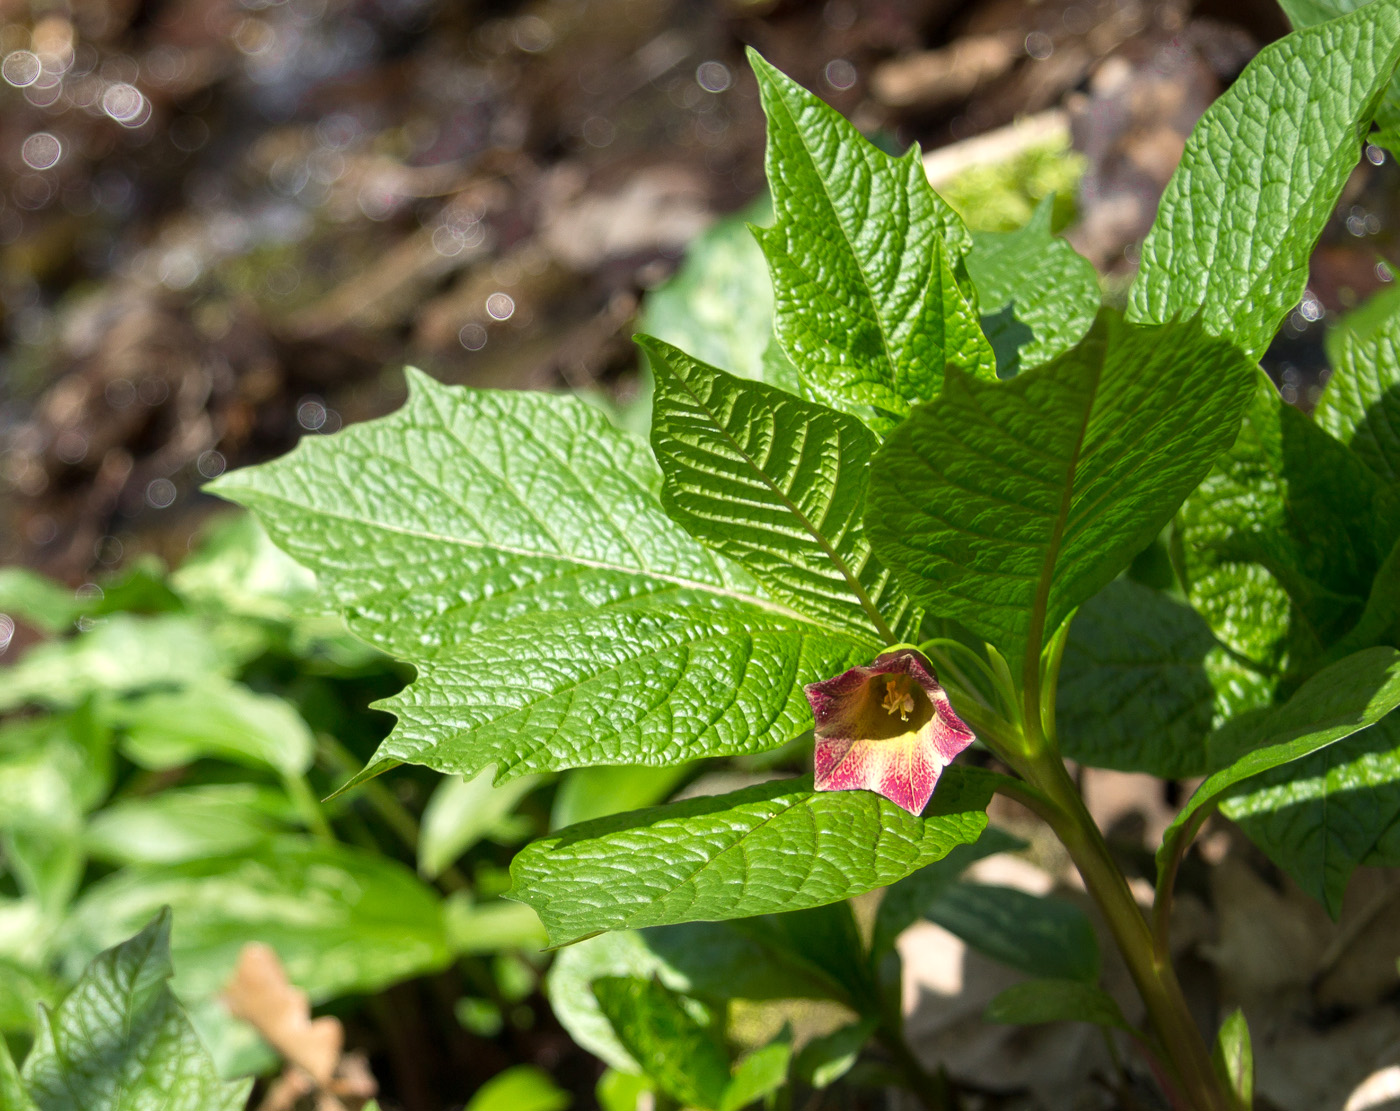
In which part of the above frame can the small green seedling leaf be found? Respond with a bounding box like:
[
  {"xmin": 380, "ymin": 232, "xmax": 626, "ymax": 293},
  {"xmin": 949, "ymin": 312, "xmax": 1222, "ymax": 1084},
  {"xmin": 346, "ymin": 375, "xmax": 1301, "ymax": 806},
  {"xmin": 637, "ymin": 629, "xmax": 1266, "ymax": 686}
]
[
  {"xmin": 1213, "ymin": 1008, "xmax": 1254, "ymax": 1110},
  {"xmin": 793, "ymin": 1019, "xmax": 876, "ymax": 1089},
  {"xmin": 643, "ymin": 336, "xmax": 919, "ymax": 641},
  {"xmin": 464, "ymin": 1065, "xmax": 572, "ymax": 1111},
  {"xmin": 1157, "ymin": 647, "xmax": 1400, "ymax": 878},
  {"xmin": 1128, "ymin": 0, "xmax": 1400, "ymax": 359},
  {"xmin": 964, "ymin": 195, "xmax": 1099, "ymax": 376},
  {"xmin": 721, "ymin": 1035, "xmax": 792, "ymax": 1111},
  {"xmin": 748, "ymin": 49, "xmax": 991, "ymax": 432},
  {"xmin": 20, "ymin": 910, "xmax": 252, "ymax": 1111},
  {"xmin": 867, "ymin": 311, "xmax": 1256, "ymax": 668},
  {"xmin": 508, "ymin": 769, "xmax": 998, "ymax": 946},
  {"xmin": 984, "ymin": 978, "xmax": 1133, "ymax": 1034}
]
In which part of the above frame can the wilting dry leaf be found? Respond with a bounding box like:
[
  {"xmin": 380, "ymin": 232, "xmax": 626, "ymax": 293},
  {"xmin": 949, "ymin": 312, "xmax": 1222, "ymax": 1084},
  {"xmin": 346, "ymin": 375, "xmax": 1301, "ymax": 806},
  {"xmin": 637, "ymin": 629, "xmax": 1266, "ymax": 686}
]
[{"xmin": 225, "ymin": 943, "xmax": 343, "ymax": 1087}]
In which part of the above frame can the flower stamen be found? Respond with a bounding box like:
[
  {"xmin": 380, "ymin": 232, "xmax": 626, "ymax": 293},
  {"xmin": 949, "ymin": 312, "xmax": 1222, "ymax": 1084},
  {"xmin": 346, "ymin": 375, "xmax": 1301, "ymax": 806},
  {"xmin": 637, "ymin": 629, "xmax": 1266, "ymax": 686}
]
[{"xmin": 881, "ymin": 676, "xmax": 915, "ymax": 721}]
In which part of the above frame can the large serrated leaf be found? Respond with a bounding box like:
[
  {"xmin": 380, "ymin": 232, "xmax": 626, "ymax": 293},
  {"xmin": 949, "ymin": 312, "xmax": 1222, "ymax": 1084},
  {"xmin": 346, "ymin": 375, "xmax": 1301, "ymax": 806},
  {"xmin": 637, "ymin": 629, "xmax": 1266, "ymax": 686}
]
[
  {"xmin": 508, "ymin": 769, "xmax": 998, "ymax": 946},
  {"xmin": 965, "ymin": 196, "xmax": 1100, "ymax": 377},
  {"xmin": 1057, "ymin": 580, "xmax": 1217, "ymax": 778},
  {"xmin": 1317, "ymin": 283, "xmax": 1400, "ymax": 483},
  {"xmin": 866, "ymin": 312, "xmax": 1256, "ymax": 668},
  {"xmin": 1127, "ymin": 0, "xmax": 1400, "ymax": 359},
  {"xmin": 644, "ymin": 336, "xmax": 918, "ymax": 642},
  {"xmin": 211, "ymin": 370, "xmax": 873, "ymax": 782},
  {"xmin": 1224, "ymin": 710, "xmax": 1400, "ymax": 915},
  {"xmin": 20, "ymin": 910, "xmax": 252, "ymax": 1111},
  {"xmin": 748, "ymin": 50, "xmax": 992, "ymax": 432}
]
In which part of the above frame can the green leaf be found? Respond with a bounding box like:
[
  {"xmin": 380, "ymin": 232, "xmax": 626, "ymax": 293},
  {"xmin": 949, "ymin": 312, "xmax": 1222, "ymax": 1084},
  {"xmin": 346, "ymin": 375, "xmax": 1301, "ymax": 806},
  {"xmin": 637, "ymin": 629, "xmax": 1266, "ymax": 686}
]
[
  {"xmin": 20, "ymin": 910, "xmax": 252, "ymax": 1111},
  {"xmin": 0, "ymin": 1034, "xmax": 36, "ymax": 1111},
  {"xmin": 870, "ymin": 827, "xmax": 1024, "ymax": 958},
  {"xmin": 1177, "ymin": 375, "xmax": 1397, "ymax": 670},
  {"xmin": 445, "ymin": 894, "xmax": 548, "ymax": 954},
  {"xmin": 112, "ymin": 679, "xmax": 315, "ymax": 777},
  {"xmin": 1212, "ymin": 1007, "xmax": 1253, "ymax": 1109},
  {"xmin": 1223, "ymin": 710, "xmax": 1400, "ymax": 915},
  {"xmin": 644, "ymin": 336, "xmax": 919, "ymax": 641},
  {"xmin": 721, "ymin": 1036, "xmax": 792, "ymax": 1111},
  {"xmin": 509, "ymin": 769, "xmax": 997, "ymax": 946},
  {"xmin": 61, "ymin": 837, "xmax": 450, "ymax": 1003},
  {"xmin": 0, "ymin": 568, "xmax": 83, "ymax": 635},
  {"xmin": 1279, "ymin": 0, "xmax": 1400, "ymax": 157},
  {"xmin": 1158, "ymin": 648, "xmax": 1400, "ymax": 875},
  {"xmin": 211, "ymin": 370, "xmax": 873, "ymax": 783},
  {"xmin": 465, "ymin": 1065, "xmax": 571, "ymax": 1111},
  {"xmin": 551, "ymin": 764, "xmax": 692, "ymax": 830},
  {"xmin": 592, "ymin": 976, "xmax": 731, "ymax": 1111},
  {"xmin": 0, "ymin": 956, "xmax": 57, "ymax": 1033},
  {"xmin": 964, "ymin": 196, "xmax": 1099, "ymax": 377},
  {"xmin": 984, "ymin": 978, "xmax": 1133, "ymax": 1033},
  {"xmin": 1127, "ymin": 0, "xmax": 1400, "ymax": 359},
  {"xmin": 420, "ymin": 767, "xmax": 545, "ymax": 879},
  {"xmin": 792, "ymin": 1019, "xmax": 876, "ymax": 1089},
  {"xmin": 637, "ymin": 197, "xmax": 786, "ymax": 389},
  {"xmin": 0, "ymin": 615, "xmax": 232, "ymax": 713},
  {"xmin": 867, "ymin": 311, "xmax": 1256, "ymax": 667},
  {"xmin": 748, "ymin": 51, "xmax": 991, "ymax": 432},
  {"xmin": 1317, "ymin": 283, "xmax": 1400, "ymax": 483},
  {"xmin": 597, "ymin": 1069, "xmax": 653, "ymax": 1111},
  {"xmin": 1057, "ymin": 580, "xmax": 1217, "ymax": 777},
  {"xmin": 925, "ymin": 883, "xmax": 1099, "ymax": 983},
  {"xmin": 84, "ymin": 784, "xmax": 297, "ymax": 866}
]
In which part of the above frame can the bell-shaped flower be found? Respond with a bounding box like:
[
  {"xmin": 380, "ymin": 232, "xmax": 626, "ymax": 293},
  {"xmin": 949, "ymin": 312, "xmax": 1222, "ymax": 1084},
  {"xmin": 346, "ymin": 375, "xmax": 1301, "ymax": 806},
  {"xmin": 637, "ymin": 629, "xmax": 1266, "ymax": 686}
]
[{"xmin": 804, "ymin": 649, "xmax": 975, "ymax": 816}]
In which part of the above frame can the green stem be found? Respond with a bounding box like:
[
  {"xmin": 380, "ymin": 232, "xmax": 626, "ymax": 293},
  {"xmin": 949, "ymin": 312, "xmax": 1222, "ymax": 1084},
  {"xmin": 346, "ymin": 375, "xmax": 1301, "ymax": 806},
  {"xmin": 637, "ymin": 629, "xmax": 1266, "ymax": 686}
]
[
  {"xmin": 281, "ymin": 772, "xmax": 336, "ymax": 843},
  {"xmin": 876, "ymin": 1024, "xmax": 957, "ymax": 1111},
  {"xmin": 1014, "ymin": 755, "xmax": 1231, "ymax": 1111},
  {"xmin": 317, "ymin": 736, "xmax": 470, "ymax": 894},
  {"xmin": 1153, "ymin": 806, "xmax": 1214, "ymax": 959}
]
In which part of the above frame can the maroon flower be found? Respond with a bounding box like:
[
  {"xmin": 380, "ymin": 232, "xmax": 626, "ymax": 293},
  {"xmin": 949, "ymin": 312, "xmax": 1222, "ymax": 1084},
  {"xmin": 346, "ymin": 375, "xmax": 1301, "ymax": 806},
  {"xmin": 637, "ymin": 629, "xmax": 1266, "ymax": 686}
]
[{"xmin": 804, "ymin": 649, "xmax": 975, "ymax": 815}]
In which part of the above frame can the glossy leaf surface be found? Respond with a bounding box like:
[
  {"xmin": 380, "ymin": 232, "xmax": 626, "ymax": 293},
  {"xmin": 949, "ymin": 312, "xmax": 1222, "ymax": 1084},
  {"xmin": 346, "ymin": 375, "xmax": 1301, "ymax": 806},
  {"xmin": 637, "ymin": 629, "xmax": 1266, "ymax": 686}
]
[{"xmin": 1128, "ymin": 0, "xmax": 1400, "ymax": 358}]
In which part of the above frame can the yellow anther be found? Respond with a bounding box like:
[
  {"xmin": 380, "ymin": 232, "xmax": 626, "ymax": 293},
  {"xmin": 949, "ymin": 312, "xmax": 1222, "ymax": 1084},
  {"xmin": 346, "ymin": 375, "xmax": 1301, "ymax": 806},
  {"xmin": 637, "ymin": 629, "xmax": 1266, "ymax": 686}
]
[{"xmin": 881, "ymin": 677, "xmax": 914, "ymax": 721}]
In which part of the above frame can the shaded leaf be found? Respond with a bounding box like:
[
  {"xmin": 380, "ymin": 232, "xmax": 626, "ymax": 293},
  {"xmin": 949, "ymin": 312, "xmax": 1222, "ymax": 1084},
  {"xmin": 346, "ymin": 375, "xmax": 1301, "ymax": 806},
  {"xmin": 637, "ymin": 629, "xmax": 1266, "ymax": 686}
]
[
  {"xmin": 593, "ymin": 977, "xmax": 730, "ymax": 1111},
  {"xmin": 867, "ymin": 312, "xmax": 1256, "ymax": 667},
  {"xmin": 420, "ymin": 767, "xmax": 545, "ymax": 879},
  {"xmin": 964, "ymin": 196, "xmax": 1099, "ymax": 376},
  {"xmin": 1224, "ymin": 710, "xmax": 1400, "ymax": 915},
  {"xmin": 21, "ymin": 910, "xmax": 252, "ymax": 1111},
  {"xmin": 984, "ymin": 978, "xmax": 1133, "ymax": 1033},
  {"xmin": 551, "ymin": 764, "xmax": 692, "ymax": 830},
  {"xmin": 925, "ymin": 883, "xmax": 1099, "ymax": 984},
  {"xmin": 870, "ymin": 827, "xmax": 1024, "ymax": 958},
  {"xmin": 1158, "ymin": 648, "xmax": 1400, "ymax": 876},
  {"xmin": 1057, "ymin": 580, "xmax": 1217, "ymax": 777}
]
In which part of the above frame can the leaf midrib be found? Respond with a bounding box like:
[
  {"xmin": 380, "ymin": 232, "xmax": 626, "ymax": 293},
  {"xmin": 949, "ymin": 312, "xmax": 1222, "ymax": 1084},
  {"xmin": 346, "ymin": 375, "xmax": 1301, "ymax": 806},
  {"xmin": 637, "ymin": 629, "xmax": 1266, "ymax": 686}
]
[
  {"xmin": 216, "ymin": 483, "xmax": 826, "ymax": 629},
  {"xmin": 660, "ymin": 364, "xmax": 897, "ymax": 643}
]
